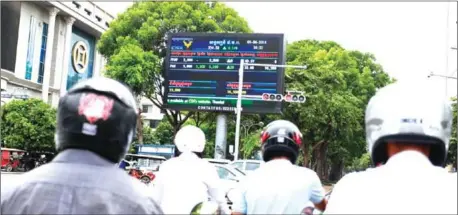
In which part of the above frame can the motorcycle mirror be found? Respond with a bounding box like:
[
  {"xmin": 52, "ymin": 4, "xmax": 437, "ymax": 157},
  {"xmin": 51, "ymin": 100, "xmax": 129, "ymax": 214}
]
[
  {"xmin": 226, "ymin": 188, "xmax": 237, "ymax": 203},
  {"xmin": 190, "ymin": 201, "xmax": 220, "ymax": 215}
]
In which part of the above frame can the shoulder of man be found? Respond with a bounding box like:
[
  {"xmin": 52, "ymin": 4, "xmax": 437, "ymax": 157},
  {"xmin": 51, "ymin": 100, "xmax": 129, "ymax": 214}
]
[
  {"xmin": 1, "ymin": 170, "xmax": 39, "ymax": 209},
  {"xmin": 123, "ymin": 175, "xmax": 163, "ymax": 211},
  {"xmin": 293, "ymin": 165, "xmax": 323, "ymax": 179}
]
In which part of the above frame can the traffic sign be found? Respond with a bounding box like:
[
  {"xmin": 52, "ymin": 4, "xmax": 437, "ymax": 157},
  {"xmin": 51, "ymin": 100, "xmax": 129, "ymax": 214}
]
[
  {"xmin": 269, "ymin": 94, "xmax": 275, "ymax": 100},
  {"xmin": 262, "ymin": 93, "xmax": 269, "ymax": 101},
  {"xmin": 275, "ymin": 94, "xmax": 283, "ymax": 101},
  {"xmin": 283, "ymin": 90, "xmax": 306, "ymax": 103},
  {"xmin": 285, "ymin": 94, "xmax": 292, "ymax": 102},
  {"xmin": 298, "ymin": 95, "xmax": 306, "ymax": 102}
]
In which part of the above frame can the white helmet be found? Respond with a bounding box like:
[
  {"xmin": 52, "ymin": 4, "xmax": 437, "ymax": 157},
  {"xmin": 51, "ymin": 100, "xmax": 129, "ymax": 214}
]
[
  {"xmin": 174, "ymin": 125, "xmax": 206, "ymax": 153},
  {"xmin": 365, "ymin": 81, "xmax": 453, "ymax": 166}
]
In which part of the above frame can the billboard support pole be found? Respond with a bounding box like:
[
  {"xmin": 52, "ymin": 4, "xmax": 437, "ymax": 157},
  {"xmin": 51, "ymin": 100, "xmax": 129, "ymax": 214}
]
[
  {"xmin": 215, "ymin": 114, "xmax": 228, "ymax": 159},
  {"xmin": 233, "ymin": 62, "xmax": 307, "ymax": 161},
  {"xmin": 234, "ymin": 60, "xmax": 245, "ymax": 161}
]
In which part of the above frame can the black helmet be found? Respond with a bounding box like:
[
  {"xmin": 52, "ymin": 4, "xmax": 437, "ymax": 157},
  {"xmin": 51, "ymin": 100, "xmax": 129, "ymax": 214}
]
[
  {"xmin": 56, "ymin": 77, "xmax": 138, "ymax": 163},
  {"xmin": 260, "ymin": 120, "xmax": 303, "ymax": 163}
]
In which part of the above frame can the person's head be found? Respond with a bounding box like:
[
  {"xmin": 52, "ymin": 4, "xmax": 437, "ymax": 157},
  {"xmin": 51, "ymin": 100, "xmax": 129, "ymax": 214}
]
[
  {"xmin": 55, "ymin": 77, "xmax": 138, "ymax": 163},
  {"xmin": 260, "ymin": 120, "xmax": 303, "ymax": 163},
  {"xmin": 365, "ymin": 81, "xmax": 453, "ymax": 167},
  {"xmin": 174, "ymin": 125, "xmax": 206, "ymax": 158}
]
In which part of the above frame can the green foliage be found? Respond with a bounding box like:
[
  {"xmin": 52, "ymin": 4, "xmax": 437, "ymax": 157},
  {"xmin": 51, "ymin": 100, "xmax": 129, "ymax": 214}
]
[
  {"xmin": 240, "ymin": 129, "xmax": 262, "ymax": 159},
  {"xmin": 347, "ymin": 152, "xmax": 372, "ymax": 172},
  {"xmin": 1, "ymin": 99, "xmax": 56, "ymax": 152},
  {"xmin": 447, "ymin": 97, "xmax": 457, "ymax": 167},
  {"xmin": 129, "ymin": 125, "xmax": 156, "ymax": 153},
  {"xmin": 283, "ymin": 40, "xmax": 391, "ymax": 177},
  {"xmin": 151, "ymin": 119, "xmax": 174, "ymax": 144},
  {"xmin": 97, "ymin": 1, "xmax": 252, "ymax": 134}
]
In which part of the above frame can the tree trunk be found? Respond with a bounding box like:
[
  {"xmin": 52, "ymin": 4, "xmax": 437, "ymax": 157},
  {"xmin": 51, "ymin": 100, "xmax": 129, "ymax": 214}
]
[
  {"xmin": 135, "ymin": 95, "xmax": 143, "ymax": 144},
  {"xmin": 136, "ymin": 108, "xmax": 144, "ymax": 144},
  {"xmin": 302, "ymin": 143, "xmax": 310, "ymax": 168},
  {"xmin": 313, "ymin": 141, "xmax": 329, "ymax": 179},
  {"xmin": 328, "ymin": 159, "xmax": 344, "ymax": 182}
]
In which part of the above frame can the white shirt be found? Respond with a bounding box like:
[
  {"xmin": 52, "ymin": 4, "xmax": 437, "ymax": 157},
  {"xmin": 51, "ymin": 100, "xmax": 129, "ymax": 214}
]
[
  {"xmin": 150, "ymin": 152, "xmax": 229, "ymax": 214},
  {"xmin": 325, "ymin": 151, "xmax": 458, "ymax": 214},
  {"xmin": 231, "ymin": 159, "xmax": 325, "ymax": 214}
]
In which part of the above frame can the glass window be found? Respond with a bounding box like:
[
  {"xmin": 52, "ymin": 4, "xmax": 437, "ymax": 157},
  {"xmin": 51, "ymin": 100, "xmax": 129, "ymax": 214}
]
[
  {"xmin": 142, "ymin": 105, "xmax": 149, "ymax": 113},
  {"xmin": 37, "ymin": 22, "xmax": 48, "ymax": 84},
  {"xmin": 25, "ymin": 16, "xmax": 37, "ymax": 80},
  {"xmin": 230, "ymin": 162, "xmax": 244, "ymax": 171},
  {"xmin": 216, "ymin": 166, "xmax": 235, "ymax": 180},
  {"xmin": 246, "ymin": 162, "xmax": 260, "ymax": 171},
  {"xmin": 149, "ymin": 120, "xmax": 160, "ymax": 128}
]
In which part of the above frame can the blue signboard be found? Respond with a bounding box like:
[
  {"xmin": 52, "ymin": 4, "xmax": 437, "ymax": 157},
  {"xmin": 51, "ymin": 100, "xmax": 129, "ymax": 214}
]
[
  {"xmin": 66, "ymin": 27, "xmax": 95, "ymax": 90},
  {"xmin": 137, "ymin": 144, "xmax": 175, "ymax": 159}
]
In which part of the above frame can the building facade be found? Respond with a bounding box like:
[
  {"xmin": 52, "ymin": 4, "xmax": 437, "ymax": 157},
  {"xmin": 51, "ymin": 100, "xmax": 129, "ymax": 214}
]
[
  {"xmin": 1, "ymin": 1, "xmax": 109, "ymax": 107},
  {"xmin": 1, "ymin": 1, "xmax": 164, "ymax": 127}
]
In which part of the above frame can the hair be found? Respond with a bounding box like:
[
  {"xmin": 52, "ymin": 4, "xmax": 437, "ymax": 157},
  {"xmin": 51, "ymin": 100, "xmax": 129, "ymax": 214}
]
[
  {"xmin": 174, "ymin": 149, "xmax": 203, "ymax": 158},
  {"xmin": 263, "ymin": 148, "xmax": 297, "ymax": 164}
]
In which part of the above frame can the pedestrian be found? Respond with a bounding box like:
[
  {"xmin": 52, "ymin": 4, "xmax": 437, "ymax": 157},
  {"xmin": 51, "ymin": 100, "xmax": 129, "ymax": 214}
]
[
  {"xmin": 151, "ymin": 125, "xmax": 230, "ymax": 214},
  {"xmin": 325, "ymin": 81, "xmax": 457, "ymax": 214},
  {"xmin": 1, "ymin": 77, "xmax": 163, "ymax": 214},
  {"xmin": 231, "ymin": 120, "xmax": 328, "ymax": 215}
]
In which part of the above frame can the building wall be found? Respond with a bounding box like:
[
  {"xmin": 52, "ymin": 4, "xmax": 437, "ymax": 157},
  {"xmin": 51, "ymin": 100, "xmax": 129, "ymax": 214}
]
[
  {"xmin": 14, "ymin": 2, "xmax": 51, "ymax": 84},
  {"xmin": 141, "ymin": 97, "xmax": 164, "ymax": 129},
  {"xmin": 50, "ymin": 16, "xmax": 66, "ymax": 88},
  {"xmin": 1, "ymin": 1, "xmax": 113, "ymax": 108}
]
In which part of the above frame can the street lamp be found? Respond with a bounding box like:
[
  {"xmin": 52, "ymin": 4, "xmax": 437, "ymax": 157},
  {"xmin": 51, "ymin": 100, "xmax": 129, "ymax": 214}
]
[
  {"xmin": 241, "ymin": 121, "xmax": 264, "ymax": 138},
  {"xmin": 427, "ymin": 71, "xmax": 457, "ymax": 80}
]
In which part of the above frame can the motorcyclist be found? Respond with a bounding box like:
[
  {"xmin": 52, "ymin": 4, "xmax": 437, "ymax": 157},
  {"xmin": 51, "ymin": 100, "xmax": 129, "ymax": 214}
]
[
  {"xmin": 151, "ymin": 125, "xmax": 230, "ymax": 214},
  {"xmin": 325, "ymin": 81, "xmax": 457, "ymax": 214},
  {"xmin": 231, "ymin": 120, "xmax": 328, "ymax": 215},
  {"xmin": 1, "ymin": 77, "xmax": 163, "ymax": 214}
]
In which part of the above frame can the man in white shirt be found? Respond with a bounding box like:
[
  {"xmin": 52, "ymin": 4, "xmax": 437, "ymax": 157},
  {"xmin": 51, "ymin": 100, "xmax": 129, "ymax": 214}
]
[
  {"xmin": 325, "ymin": 81, "xmax": 457, "ymax": 214},
  {"xmin": 151, "ymin": 125, "xmax": 230, "ymax": 214},
  {"xmin": 231, "ymin": 120, "xmax": 328, "ymax": 215}
]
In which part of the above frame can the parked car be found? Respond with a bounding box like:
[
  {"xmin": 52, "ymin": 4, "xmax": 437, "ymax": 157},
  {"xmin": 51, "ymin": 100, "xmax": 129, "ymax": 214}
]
[
  {"xmin": 229, "ymin": 159, "xmax": 264, "ymax": 174},
  {"xmin": 213, "ymin": 164, "xmax": 245, "ymax": 193}
]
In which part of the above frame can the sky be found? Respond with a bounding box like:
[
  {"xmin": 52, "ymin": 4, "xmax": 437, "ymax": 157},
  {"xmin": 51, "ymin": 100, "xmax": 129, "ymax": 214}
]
[{"xmin": 95, "ymin": 1, "xmax": 457, "ymax": 98}]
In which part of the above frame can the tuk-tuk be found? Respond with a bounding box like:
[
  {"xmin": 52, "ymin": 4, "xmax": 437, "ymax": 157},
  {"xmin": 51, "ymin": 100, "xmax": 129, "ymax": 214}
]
[
  {"xmin": 121, "ymin": 154, "xmax": 166, "ymax": 184},
  {"xmin": 1, "ymin": 147, "xmax": 26, "ymax": 172}
]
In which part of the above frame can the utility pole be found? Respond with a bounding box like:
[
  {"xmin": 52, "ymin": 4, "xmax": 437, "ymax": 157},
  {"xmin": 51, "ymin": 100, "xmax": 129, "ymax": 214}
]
[{"xmin": 233, "ymin": 62, "xmax": 307, "ymax": 160}]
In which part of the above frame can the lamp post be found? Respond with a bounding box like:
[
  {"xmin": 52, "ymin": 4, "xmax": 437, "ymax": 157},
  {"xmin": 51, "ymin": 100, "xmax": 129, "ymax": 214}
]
[
  {"xmin": 241, "ymin": 121, "xmax": 264, "ymax": 138},
  {"xmin": 233, "ymin": 62, "xmax": 307, "ymax": 161},
  {"xmin": 427, "ymin": 72, "xmax": 457, "ymax": 80}
]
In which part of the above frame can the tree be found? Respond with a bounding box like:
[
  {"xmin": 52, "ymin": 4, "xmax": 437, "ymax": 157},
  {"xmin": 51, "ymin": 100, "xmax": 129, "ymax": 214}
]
[
  {"xmin": 151, "ymin": 119, "xmax": 174, "ymax": 144},
  {"xmin": 129, "ymin": 125, "xmax": 156, "ymax": 153},
  {"xmin": 0, "ymin": 99, "xmax": 56, "ymax": 152},
  {"xmin": 447, "ymin": 97, "xmax": 457, "ymax": 169},
  {"xmin": 283, "ymin": 40, "xmax": 392, "ymax": 180},
  {"xmin": 347, "ymin": 152, "xmax": 372, "ymax": 172},
  {"xmin": 97, "ymin": 2, "xmax": 252, "ymax": 137}
]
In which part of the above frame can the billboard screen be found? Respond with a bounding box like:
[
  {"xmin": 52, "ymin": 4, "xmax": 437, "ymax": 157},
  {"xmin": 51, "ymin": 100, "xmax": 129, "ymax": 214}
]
[{"xmin": 164, "ymin": 33, "xmax": 285, "ymax": 114}]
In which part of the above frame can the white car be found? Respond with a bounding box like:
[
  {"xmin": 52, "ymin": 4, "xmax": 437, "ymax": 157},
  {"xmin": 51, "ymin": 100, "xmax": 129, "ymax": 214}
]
[
  {"xmin": 213, "ymin": 164, "xmax": 246, "ymax": 193},
  {"xmin": 229, "ymin": 159, "xmax": 264, "ymax": 174},
  {"xmin": 204, "ymin": 158, "xmax": 231, "ymax": 165}
]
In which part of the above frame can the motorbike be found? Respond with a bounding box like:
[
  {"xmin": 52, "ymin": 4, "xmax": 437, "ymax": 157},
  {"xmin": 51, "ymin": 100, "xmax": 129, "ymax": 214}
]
[
  {"xmin": 34, "ymin": 157, "xmax": 47, "ymax": 168},
  {"xmin": 191, "ymin": 201, "xmax": 221, "ymax": 215},
  {"xmin": 127, "ymin": 166, "xmax": 156, "ymax": 184}
]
